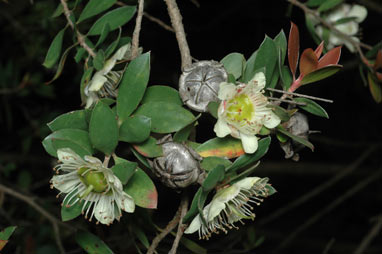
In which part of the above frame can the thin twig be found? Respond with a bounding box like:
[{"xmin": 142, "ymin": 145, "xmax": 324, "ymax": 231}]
[
  {"xmin": 169, "ymin": 195, "xmax": 189, "ymax": 254},
  {"xmin": 0, "ymin": 184, "xmax": 74, "ymax": 253},
  {"xmin": 288, "ymin": 0, "xmax": 372, "ymax": 64},
  {"xmin": 267, "ymin": 88, "xmax": 334, "ymax": 103},
  {"xmin": 60, "ymin": 0, "xmax": 96, "ymax": 57},
  {"xmin": 143, "ymin": 12, "xmax": 175, "ymax": 32},
  {"xmin": 268, "ymin": 97, "xmax": 307, "ymax": 106},
  {"xmin": 163, "ymin": 0, "xmax": 192, "ymax": 69},
  {"xmin": 322, "ymin": 238, "xmax": 336, "ymax": 254},
  {"xmin": 276, "ymin": 167, "xmax": 382, "ymax": 250},
  {"xmin": 147, "ymin": 199, "xmax": 184, "ymax": 254},
  {"xmin": 353, "ymin": 214, "xmax": 382, "ymax": 254},
  {"xmin": 259, "ymin": 145, "xmax": 377, "ymax": 226},
  {"xmin": 131, "ymin": 0, "xmax": 144, "ymax": 59}
]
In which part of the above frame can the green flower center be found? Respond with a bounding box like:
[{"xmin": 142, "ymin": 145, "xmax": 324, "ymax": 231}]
[
  {"xmin": 78, "ymin": 167, "xmax": 108, "ymax": 194},
  {"xmin": 225, "ymin": 93, "xmax": 254, "ymax": 124}
]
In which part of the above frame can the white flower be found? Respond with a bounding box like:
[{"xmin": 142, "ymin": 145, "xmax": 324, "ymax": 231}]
[
  {"xmin": 214, "ymin": 72, "xmax": 280, "ymax": 153},
  {"xmin": 85, "ymin": 44, "xmax": 130, "ymax": 108},
  {"xmin": 185, "ymin": 177, "xmax": 273, "ymax": 239},
  {"xmin": 50, "ymin": 148, "xmax": 135, "ymax": 225},
  {"xmin": 315, "ymin": 4, "xmax": 367, "ymax": 52}
]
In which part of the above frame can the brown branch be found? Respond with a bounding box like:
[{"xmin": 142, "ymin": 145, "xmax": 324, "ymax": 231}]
[
  {"xmin": 60, "ymin": 0, "xmax": 96, "ymax": 57},
  {"xmin": 169, "ymin": 195, "xmax": 189, "ymax": 254},
  {"xmin": 276, "ymin": 167, "xmax": 382, "ymax": 250},
  {"xmin": 259, "ymin": 145, "xmax": 377, "ymax": 226},
  {"xmin": 147, "ymin": 198, "xmax": 185, "ymax": 254},
  {"xmin": 143, "ymin": 12, "xmax": 175, "ymax": 33},
  {"xmin": 0, "ymin": 184, "xmax": 74, "ymax": 253},
  {"xmin": 353, "ymin": 214, "xmax": 382, "ymax": 254},
  {"xmin": 288, "ymin": 0, "xmax": 372, "ymax": 61},
  {"xmin": 131, "ymin": 0, "xmax": 145, "ymax": 59},
  {"xmin": 163, "ymin": 0, "xmax": 192, "ymax": 70}
]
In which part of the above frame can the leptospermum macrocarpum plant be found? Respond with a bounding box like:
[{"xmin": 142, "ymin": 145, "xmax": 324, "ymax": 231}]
[{"xmin": 41, "ymin": 0, "xmax": 343, "ymax": 253}]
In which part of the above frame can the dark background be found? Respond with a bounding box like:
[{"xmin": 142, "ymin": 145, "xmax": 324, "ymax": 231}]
[{"xmin": 1, "ymin": 0, "xmax": 381, "ymax": 253}]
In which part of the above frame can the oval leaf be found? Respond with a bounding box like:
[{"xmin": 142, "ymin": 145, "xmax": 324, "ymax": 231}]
[
  {"xmin": 200, "ymin": 156, "xmax": 232, "ymax": 172},
  {"xmin": 318, "ymin": 0, "xmax": 343, "ymax": 12},
  {"xmin": 368, "ymin": 72, "xmax": 382, "ymax": 103},
  {"xmin": 301, "ymin": 64, "xmax": 342, "ymax": 85},
  {"xmin": 88, "ymin": 6, "xmax": 136, "ymax": 36},
  {"xmin": 318, "ymin": 46, "xmax": 341, "ymax": 68},
  {"xmin": 277, "ymin": 126, "xmax": 314, "ymax": 151},
  {"xmin": 195, "ymin": 136, "xmax": 244, "ymax": 159},
  {"xmin": 42, "ymin": 129, "xmax": 94, "ymax": 158},
  {"xmin": 220, "ymin": 52, "xmax": 246, "ymax": 79},
  {"xmin": 183, "ymin": 188, "xmax": 203, "ymax": 223},
  {"xmin": 75, "ymin": 230, "xmax": 114, "ymax": 254},
  {"xmin": 135, "ymin": 102, "xmax": 195, "ymax": 134},
  {"xmin": 111, "ymin": 161, "xmax": 137, "ymax": 185},
  {"xmin": 299, "ymin": 48, "xmax": 318, "ymax": 76},
  {"xmin": 288, "ymin": 22, "xmax": 300, "ymax": 80},
  {"xmin": 48, "ymin": 110, "xmax": 88, "ymax": 131},
  {"xmin": 202, "ymin": 165, "xmax": 225, "ymax": 192},
  {"xmin": 124, "ymin": 168, "xmax": 158, "ymax": 209},
  {"xmin": 89, "ymin": 101, "xmax": 119, "ymax": 155},
  {"xmin": 78, "ymin": 0, "xmax": 117, "ymax": 23},
  {"xmin": 119, "ymin": 115, "xmax": 151, "ymax": 143},
  {"xmin": 43, "ymin": 27, "xmax": 66, "ymax": 68},
  {"xmin": 294, "ymin": 97, "xmax": 329, "ymax": 118},
  {"xmin": 132, "ymin": 136, "xmax": 163, "ymax": 158},
  {"xmin": 141, "ymin": 85, "xmax": 182, "ymax": 105},
  {"xmin": 46, "ymin": 43, "xmax": 77, "ymax": 84},
  {"xmin": 117, "ymin": 52, "xmax": 150, "ymax": 120},
  {"xmin": 61, "ymin": 197, "xmax": 83, "ymax": 222}
]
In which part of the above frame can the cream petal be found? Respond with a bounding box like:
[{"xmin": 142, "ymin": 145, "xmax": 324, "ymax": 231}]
[
  {"xmin": 207, "ymin": 200, "xmax": 226, "ymax": 221},
  {"xmin": 233, "ymin": 177, "xmax": 260, "ymax": 190},
  {"xmin": 57, "ymin": 148, "xmax": 84, "ymax": 165},
  {"xmin": 214, "ymin": 118, "xmax": 231, "ymax": 138},
  {"xmin": 250, "ymin": 72, "xmax": 266, "ymax": 91},
  {"xmin": 325, "ymin": 4, "xmax": 350, "ymax": 22},
  {"xmin": 218, "ymin": 82, "xmax": 236, "ymax": 100},
  {"xmin": 335, "ymin": 21, "xmax": 359, "ymax": 36},
  {"xmin": 120, "ymin": 193, "xmax": 135, "ymax": 213},
  {"xmin": 240, "ymin": 133, "xmax": 258, "ymax": 154},
  {"xmin": 94, "ymin": 196, "xmax": 114, "ymax": 225},
  {"xmin": 263, "ymin": 111, "xmax": 281, "ymax": 129},
  {"xmin": 88, "ymin": 73, "xmax": 107, "ymax": 92},
  {"xmin": 184, "ymin": 214, "xmax": 202, "ymax": 234},
  {"xmin": 85, "ymin": 92, "xmax": 98, "ymax": 109},
  {"xmin": 343, "ymin": 37, "xmax": 358, "ymax": 52},
  {"xmin": 84, "ymin": 155, "xmax": 103, "ymax": 166},
  {"xmin": 348, "ymin": 4, "xmax": 367, "ymax": 23},
  {"xmin": 112, "ymin": 44, "xmax": 130, "ymax": 61},
  {"xmin": 52, "ymin": 176, "xmax": 81, "ymax": 193}
]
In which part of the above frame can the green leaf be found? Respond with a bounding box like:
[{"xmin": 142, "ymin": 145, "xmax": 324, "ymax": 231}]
[
  {"xmin": 243, "ymin": 36, "xmax": 278, "ymax": 85},
  {"xmin": 294, "ymin": 97, "xmax": 329, "ymax": 118},
  {"xmin": 124, "ymin": 168, "xmax": 158, "ymax": 209},
  {"xmin": 306, "ymin": 0, "xmax": 327, "ymax": 7},
  {"xmin": 78, "ymin": 0, "xmax": 117, "ymax": 23},
  {"xmin": 267, "ymin": 104, "xmax": 290, "ymax": 122},
  {"xmin": 93, "ymin": 50, "xmax": 105, "ymax": 71},
  {"xmin": 202, "ymin": 165, "xmax": 225, "ymax": 192},
  {"xmin": 200, "ymin": 156, "xmax": 232, "ymax": 171},
  {"xmin": 134, "ymin": 227, "xmax": 149, "ymax": 249},
  {"xmin": 274, "ymin": 30, "xmax": 287, "ymax": 66},
  {"xmin": 305, "ymin": 15, "xmax": 322, "ymax": 46},
  {"xmin": 43, "ymin": 27, "xmax": 66, "ymax": 68},
  {"xmin": 46, "ymin": 43, "xmax": 78, "ymax": 84},
  {"xmin": 105, "ymin": 28, "xmax": 123, "ymax": 58},
  {"xmin": 48, "ymin": 110, "xmax": 88, "ymax": 131},
  {"xmin": 179, "ymin": 236, "xmax": 207, "ymax": 254},
  {"xmin": 173, "ymin": 113, "xmax": 201, "ymax": 143},
  {"xmin": 135, "ymin": 102, "xmax": 195, "ymax": 134},
  {"xmin": 220, "ymin": 52, "xmax": 246, "ymax": 79},
  {"xmin": 80, "ymin": 68, "xmax": 95, "ymax": 105},
  {"xmin": 207, "ymin": 101, "xmax": 219, "ymax": 119},
  {"xmin": 132, "ymin": 136, "xmax": 163, "ymax": 158},
  {"xmin": 89, "ymin": 101, "xmax": 119, "ymax": 155},
  {"xmin": 111, "ymin": 161, "xmax": 137, "ymax": 185},
  {"xmin": 280, "ymin": 65, "xmax": 293, "ymax": 90},
  {"xmin": 141, "ymin": 85, "xmax": 182, "ymax": 105},
  {"xmin": 301, "ymin": 64, "xmax": 342, "ymax": 85},
  {"xmin": 42, "ymin": 129, "xmax": 94, "ymax": 158},
  {"xmin": 119, "ymin": 115, "xmax": 151, "ymax": 143},
  {"xmin": 76, "ymin": 230, "xmax": 114, "ymax": 254},
  {"xmin": 277, "ymin": 126, "xmax": 314, "ymax": 151},
  {"xmin": 88, "ymin": 6, "xmax": 137, "ymax": 36},
  {"xmin": 196, "ymin": 136, "xmax": 244, "ymax": 159},
  {"xmin": 0, "ymin": 226, "xmax": 17, "ymax": 240},
  {"xmin": 226, "ymin": 137, "xmax": 271, "ymax": 173},
  {"xmin": 52, "ymin": 3, "xmax": 64, "ymax": 18},
  {"xmin": 183, "ymin": 188, "xmax": 202, "ymax": 223},
  {"xmin": 368, "ymin": 72, "xmax": 382, "ymax": 103},
  {"xmin": 117, "ymin": 52, "xmax": 150, "ymax": 120},
  {"xmin": 268, "ymin": 67, "xmax": 280, "ymax": 89},
  {"xmin": 131, "ymin": 147, "xmax": 152, "ymax": 169},
  {"xmin": 61, "ymin": 194, "xmax": 84, "ymax": 222},
  {"xmin": 318, "ymin": 0, "xmax": 343, "ymax": 12},
  {"xmin": 197, "ymin": 189, "xmax": 209, "ymax": 227},
  {"xmin": 75, "ymin": 47, "xmax": 86, "ymax": 63}
]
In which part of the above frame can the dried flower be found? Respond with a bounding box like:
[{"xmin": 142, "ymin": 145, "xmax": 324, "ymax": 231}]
[
  {"xmin": 214, "ymin": 72, "xmax": 280, "ymax": 153},
  {"xmin": 50, "ymin": 148, "xmax": 135, "ymax": 225}
]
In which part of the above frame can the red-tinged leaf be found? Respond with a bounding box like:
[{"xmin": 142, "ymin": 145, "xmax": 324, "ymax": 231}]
[
  {"xmin": 374, "ymin": 50, "xmax": 382, "ymax": 70},
  {"xmin": 368, "ymin": 72, "xmax": 382, "ymax": 103},
  {"xmin": 299, "ymin": 48, "xmax": 318, "ymax": 76},
  {"xmin": 314, "ymin": 41, "xmax": 324, "ymax": 58},
  {"xmin": 318, "ymin": 46, "xmax": 342, "ymax": 69},
  {"xmin": 195, "ymin": 137, "xmax": 244, "ymax": 159},
  {"xmin": 288, "ymin": 22, "xmax": 300, "ymax": 80},
  {"xmin": 376, "ymin": 72, "xmax": 382, "ymax": 82},
  {"xmin": 132, "ymin": 136, "xmax": 163, "ymax": 158}
]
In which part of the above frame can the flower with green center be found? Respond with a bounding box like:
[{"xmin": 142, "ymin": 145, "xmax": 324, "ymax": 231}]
[
  {"xmin": 84, "ymin": 44, "xmax": 131, "ymax": 108},
  {"xmin": 214, "ymin": 72, "xmax": 280, "ymax": 153},
  {"xmin": 184, "ymin": 177, "xmax": 274, "ymax": 239},
  {"xmin": 314, "ymin": 4, "xmax": 367, "ymax": 52},
  {"xmin": 50, "ymin": 148, "xmax": 135, "ymax": 225}
]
